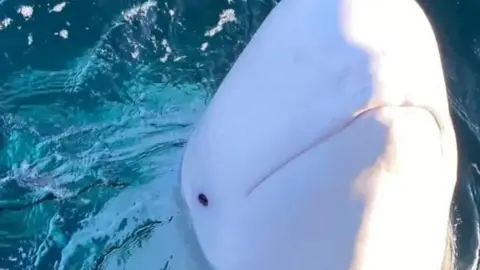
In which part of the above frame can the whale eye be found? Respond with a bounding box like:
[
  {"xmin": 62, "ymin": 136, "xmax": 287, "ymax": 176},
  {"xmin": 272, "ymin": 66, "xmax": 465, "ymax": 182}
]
[{"xmin": 198, "ymin": 193, "xmax": 209, "ymax": 207}]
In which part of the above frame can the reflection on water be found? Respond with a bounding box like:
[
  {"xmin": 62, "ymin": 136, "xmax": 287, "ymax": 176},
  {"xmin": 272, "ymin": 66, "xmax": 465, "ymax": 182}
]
[{"xmin": 1, "ymin": 0, "xmax": 480, "ymax": 269}]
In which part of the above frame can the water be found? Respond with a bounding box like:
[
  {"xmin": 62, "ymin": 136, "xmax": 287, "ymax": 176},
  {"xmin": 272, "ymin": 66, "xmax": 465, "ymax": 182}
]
[
  {"xmin": 421, "ymin": 1, "xmax": 480, "ymax": 268},
  {"xmin": 0, "ymin": 0, "xmax": 275, "ymax": 269},
  {"xmin": 0, "ymin": 0, "xmax": 479, "ymax": 269}
]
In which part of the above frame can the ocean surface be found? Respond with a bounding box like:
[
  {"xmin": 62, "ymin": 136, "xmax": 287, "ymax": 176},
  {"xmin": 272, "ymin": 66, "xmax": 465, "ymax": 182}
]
[{"xmin": 0, "ymin": 0, "xmax": 479, "ymax": 269}]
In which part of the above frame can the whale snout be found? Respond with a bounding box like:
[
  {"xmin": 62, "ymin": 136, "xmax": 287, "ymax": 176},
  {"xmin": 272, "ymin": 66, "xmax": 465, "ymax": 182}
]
[{"xmin": 180, "ymin": 0, "xmax": 457, "ymax": 269}]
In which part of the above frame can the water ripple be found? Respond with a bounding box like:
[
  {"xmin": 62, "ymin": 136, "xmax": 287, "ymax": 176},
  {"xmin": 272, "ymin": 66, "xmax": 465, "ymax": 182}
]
[{"xmin": 0, "ymin": 0, "xmax": 278, "ymax": 268}]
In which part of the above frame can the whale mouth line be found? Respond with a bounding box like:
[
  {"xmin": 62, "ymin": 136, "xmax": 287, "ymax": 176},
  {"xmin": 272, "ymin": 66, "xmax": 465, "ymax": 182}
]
[{"xmin": 245, "ymin": 103, "xmax": 444, "ymax": 197}]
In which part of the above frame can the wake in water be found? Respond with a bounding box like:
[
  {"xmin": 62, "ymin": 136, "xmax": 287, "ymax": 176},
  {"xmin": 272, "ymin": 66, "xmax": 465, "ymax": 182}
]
[{"xmin": 0, "ymin": 70, "xmax": 207, "ymax": 269}]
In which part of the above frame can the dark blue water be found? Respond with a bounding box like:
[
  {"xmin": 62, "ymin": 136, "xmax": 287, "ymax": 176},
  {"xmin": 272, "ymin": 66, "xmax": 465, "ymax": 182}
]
[
  {"xmin": 420, "ymin": 1, "xmax": 480, "ymax": 268},
  {"xmin": 0, "ymin": 0, "xmax": 275, "ymax": 269},
  {"xmin": 0, "ymin": 0, "xmax": 479, "ymax": 269}
]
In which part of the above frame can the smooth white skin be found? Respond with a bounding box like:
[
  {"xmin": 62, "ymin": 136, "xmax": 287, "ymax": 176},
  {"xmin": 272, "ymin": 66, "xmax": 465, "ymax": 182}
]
[{"xmin": 181, "ymin": 0, "xmax": 458, "ymax": 269}]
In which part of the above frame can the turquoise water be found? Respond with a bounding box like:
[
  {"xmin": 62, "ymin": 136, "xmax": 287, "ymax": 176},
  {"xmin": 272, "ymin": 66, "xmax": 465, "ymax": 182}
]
[
  {"xmin": 1, "ymin": 0, "xmax": 480, "ymax": 269},
  {"xmin": 0, "ymin": 0, "xmax": 275, "ymax": 269}
]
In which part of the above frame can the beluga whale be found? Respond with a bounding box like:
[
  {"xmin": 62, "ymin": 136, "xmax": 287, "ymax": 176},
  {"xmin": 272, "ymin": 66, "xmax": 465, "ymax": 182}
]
[{"xmin": 180, "ymin": 0, "xmax": 459, "ymax": 269}]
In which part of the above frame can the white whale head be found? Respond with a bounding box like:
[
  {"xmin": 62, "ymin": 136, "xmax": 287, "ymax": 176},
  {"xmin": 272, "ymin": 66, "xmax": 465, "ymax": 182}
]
[{"xmin": 180, "ymin": 0, "xmax": 458, "ymax": 269}]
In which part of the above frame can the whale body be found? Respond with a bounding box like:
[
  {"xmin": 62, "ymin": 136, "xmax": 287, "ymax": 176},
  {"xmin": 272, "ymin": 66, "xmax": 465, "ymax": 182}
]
[{"xmin": 180, "ymin": 0, "xmax": 458, "ymax": 269}]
